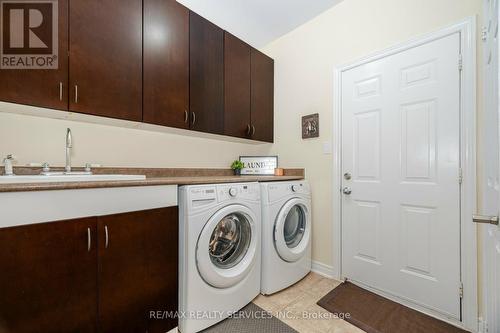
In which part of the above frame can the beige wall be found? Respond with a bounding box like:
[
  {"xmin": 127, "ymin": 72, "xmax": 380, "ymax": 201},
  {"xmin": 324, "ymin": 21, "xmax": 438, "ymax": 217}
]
[
  {"xmin": 262, "ymin": 0, "xmax": 482, "ymax": 269},
  {"xmin": 0, "ymin": 110, "xmax": 272, "ymax": 168}
]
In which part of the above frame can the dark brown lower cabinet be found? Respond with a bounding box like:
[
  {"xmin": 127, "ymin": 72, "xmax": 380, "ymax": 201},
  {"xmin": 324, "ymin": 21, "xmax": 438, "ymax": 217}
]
[
  {"xmin": 98, "ymin": 207, "xmax": 178, "ymax": 333},
  {"xmin": 0, "ymin": 217, "xmax": 98, "ymax": 333},
  {"xmin": 0, "ymin": 207, "xmax": 178, "ymax": 333}
]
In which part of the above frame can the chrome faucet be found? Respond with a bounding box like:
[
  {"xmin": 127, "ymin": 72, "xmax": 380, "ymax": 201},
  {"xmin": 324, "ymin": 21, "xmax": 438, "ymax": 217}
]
[
  {"xmin": 3, "ymin": 154, "xmax": 14, "ymax": 176},
  {"xmin": 65, "ymin": 128, "xmax": 73, "ymax": 173}
]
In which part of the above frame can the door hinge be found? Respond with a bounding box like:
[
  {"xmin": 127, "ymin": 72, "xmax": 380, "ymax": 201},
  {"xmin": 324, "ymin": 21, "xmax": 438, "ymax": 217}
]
[
  {"xmin": 458, "ymin": 54, "xmax": 463, "ymax": 71},
  {"xmin": 459, "ymin": 282, "xmax": 464, "ymax": 299},
  {"xmin": 458, "ymin": 168, "xmax": 463, "ymax": 184},
  {"xmin": 482, "ymin": 26, "xmax": 488, "ymax": 41}
]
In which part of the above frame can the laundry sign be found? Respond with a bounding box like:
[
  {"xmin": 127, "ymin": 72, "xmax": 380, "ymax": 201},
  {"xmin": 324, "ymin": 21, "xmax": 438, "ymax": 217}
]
[{"xmin": 240, "ymin": 156, "xmax": 278, "ymax": 175}]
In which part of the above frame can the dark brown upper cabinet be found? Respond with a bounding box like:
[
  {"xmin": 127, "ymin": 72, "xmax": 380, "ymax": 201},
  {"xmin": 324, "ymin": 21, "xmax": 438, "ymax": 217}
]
[
  {"xmin": 0, "ymin": 0, "xmax": 69, "ymax": 110},
  {"xmin": 0, "ymin": 3, "xmax": 274, "ymax": 142},
  {"xmin": 144, "ymin": 0, "xmax": 189, "ymax": 129},
  {"xmin": 224, "ymin": 32, "xmax": 251, "ymax": 139},
  {"xmin": 189, "ymin": 11, "xmax": 224, "ymax": 134},
  {"xmin": 69, "ymin": 0, "xmax": 142, "ymax": 121},
  {"xmin": 0, "ymin": 217, "xmax": 98, "ymax": 333},
  {"xmin": 251, "ymin": 48, "xmax": 274, "ymax": 143}
]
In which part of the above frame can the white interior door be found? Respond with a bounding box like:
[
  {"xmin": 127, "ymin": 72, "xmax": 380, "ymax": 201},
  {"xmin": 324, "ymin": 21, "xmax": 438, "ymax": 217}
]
[
  {"xmin": 341, "ymin": 33, "xmax": 462, "ymax": 319},
  {"xmin": 482, "ymin": 0, "xmax": 500, "ymax": 331}
]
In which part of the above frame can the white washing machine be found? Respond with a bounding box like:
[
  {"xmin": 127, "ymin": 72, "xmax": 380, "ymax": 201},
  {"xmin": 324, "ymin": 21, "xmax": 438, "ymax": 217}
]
[
  {"xmin": 260, "ymin": 180, "xmax": 312, "ymax": 295},
  {"xmin": 178, "ymin": 182, "xmax": 261, "ymax": 333}
]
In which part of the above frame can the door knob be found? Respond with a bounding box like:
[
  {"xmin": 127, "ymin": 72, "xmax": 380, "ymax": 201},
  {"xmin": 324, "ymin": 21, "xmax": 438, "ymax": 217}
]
[{"xmin": 342, "ymin": 187, "xmax": 352, "ymax": 195}]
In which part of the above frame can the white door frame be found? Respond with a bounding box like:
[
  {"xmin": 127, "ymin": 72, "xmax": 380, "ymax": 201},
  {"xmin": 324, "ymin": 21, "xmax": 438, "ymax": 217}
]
[{"xmin": 331, "ymin": 17, "xmax": 477, "ymax": 331}]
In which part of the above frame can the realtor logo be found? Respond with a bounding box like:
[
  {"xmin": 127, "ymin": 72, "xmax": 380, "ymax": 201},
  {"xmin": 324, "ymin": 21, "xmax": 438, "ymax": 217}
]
[{"xmin": 0, "ymin": 0, "xmax": 58, "ymax": 69}]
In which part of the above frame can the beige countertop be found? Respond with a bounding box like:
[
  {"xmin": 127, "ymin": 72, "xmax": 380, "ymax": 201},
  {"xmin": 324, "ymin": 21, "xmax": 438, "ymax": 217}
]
[{"xmin": 0, "ymin": 167, "xmax": 305, "ymax": 193}]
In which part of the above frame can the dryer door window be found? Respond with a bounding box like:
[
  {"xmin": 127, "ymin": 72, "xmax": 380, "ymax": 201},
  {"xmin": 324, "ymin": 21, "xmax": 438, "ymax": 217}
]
[
  {"xmin": 283, "ymin": 205, "xmax": 306, "ymax": 248},
  {"xmin": 209, "ymin": 213, "xmax": 251, "ymax": 269},
  {"xmin": 196, "ymin": 204, "xmax": 259, "ymax": 289},
  {"xmin": 274, "ymin": 198, "xmax": 311, "ymax": 262}
]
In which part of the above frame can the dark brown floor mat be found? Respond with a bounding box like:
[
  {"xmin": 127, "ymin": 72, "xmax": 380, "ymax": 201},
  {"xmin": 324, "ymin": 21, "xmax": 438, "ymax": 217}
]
[{"xmin": 317, "ymin": 282, "xmax": 469, "ymax": 333}]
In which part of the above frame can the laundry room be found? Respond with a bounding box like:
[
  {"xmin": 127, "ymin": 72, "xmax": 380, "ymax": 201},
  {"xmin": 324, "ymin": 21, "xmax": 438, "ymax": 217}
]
[{"xmin": 0, "ymin": 0, "xmax": 496, "ymax": 332}]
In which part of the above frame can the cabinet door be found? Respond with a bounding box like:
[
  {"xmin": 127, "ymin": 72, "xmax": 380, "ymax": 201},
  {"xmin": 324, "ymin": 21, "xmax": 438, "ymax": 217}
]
[
  {"xmin": 0, "ymin": 218, "xmax": 98, "ymax": 333},
  {"xmin": 189, "ymin": 11, "xmax": 224, "ymax": 134},
  {"xmin": 251, "ymin": 49, "xmax": 274, "ymax": 142},
  {"xmin": 0, "ymin": 0, "xmax": 68, "ymax": 110},
  {"xmin": 145, "ymin": 207, "xmax": 179, "ymax": 333},
  {"xmin": 144, "ymin": 0, "xmax": 189, "ymax": 129},
  {"xmin": 97, "ymin": 207, "xmax": 178, "ymax": 333},
  {"xmin": 224, "ymin": 32, "xmax": 251, "ymax": 139},
  {"xmin": 69, "ymin": 0, "xmax": 142, "ymax": 121}
]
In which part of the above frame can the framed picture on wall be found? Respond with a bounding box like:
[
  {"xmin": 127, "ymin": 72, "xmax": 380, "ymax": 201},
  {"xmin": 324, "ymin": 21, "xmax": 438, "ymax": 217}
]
[{"xmin": 302, "ymin": 113, "xmax": 319, "ymax": 139}]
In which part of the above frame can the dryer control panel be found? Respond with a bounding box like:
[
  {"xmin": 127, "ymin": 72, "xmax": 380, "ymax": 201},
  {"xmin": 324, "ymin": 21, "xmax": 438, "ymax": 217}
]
[{"xmin": 267, "ymin": 181, "xmax": 311, "ymax": 202}]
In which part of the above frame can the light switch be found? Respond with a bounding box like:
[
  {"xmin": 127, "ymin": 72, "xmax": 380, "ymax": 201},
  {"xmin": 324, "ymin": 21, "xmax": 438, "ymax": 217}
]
[{"xmin": 323, "ymin": 141, "xmax": 332, "ymax": 155}]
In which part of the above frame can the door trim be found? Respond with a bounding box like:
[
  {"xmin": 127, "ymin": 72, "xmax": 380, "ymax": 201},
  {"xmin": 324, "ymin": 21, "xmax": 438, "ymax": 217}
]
[{"xmin": 331, "ymin": 17, "xmax": 477, "ymax": 331}]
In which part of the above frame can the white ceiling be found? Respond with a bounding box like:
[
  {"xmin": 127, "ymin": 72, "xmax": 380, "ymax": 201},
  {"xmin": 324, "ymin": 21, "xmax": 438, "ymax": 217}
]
[{"xmin": 177, "ymin": 0, "xmax": 344, "ymax": 47}]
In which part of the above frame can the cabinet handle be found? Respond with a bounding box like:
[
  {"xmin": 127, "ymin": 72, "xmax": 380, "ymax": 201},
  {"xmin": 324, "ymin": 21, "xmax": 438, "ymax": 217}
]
[
  {"xmin": 74, "ymin": 85, "xmax": 78, "ymax": 104},
  {"xmin": 104, "ymin": 225, "xmax": 109, "ymax": 249},
  {"xmin": 252, "ymin": 125, "xmax": 256, "ymax": 136},
  {"xmin": 87, "ymin": 227, "xmax": 91, "ymax": 252},
  {"xmin": 184, "ymin": 110, "xmax": 189, "ymax": 124},
  {"xmin": 191, "ymin": 111, "xmax": 196, "ymax": 127},
  {"xmin": 59, "ymin": 82, "xmax": 63, "ymax": 101},
  {"xmin": 247, "ymin": 124, "xmax": 251, "ymax": 136}
]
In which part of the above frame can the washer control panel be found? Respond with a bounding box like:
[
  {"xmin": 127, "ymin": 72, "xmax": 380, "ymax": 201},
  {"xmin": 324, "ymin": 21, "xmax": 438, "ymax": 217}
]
[
  {"xmin": 229, "ymin": 187, "xmax": 238, "ymax": 197},
  {"xmin": 185, "ymin": 183, "xmax": 260, "ymax": 212},
  {"xmin": 189, "ymin": 187, "xmax": 217, "ymax": 201}
]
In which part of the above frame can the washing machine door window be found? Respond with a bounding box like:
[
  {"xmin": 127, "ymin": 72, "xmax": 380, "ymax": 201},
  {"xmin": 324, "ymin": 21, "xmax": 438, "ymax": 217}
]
[
  {"xmin": 197, "ymin": 205, "xmax": 258, "ymax": 289},
  {"xmin": 274, "ymin": 198, "xmax": 311, "ymax": 262},
  {"xmin": 209, "ymin": 213, "xmax": 251, "ymax": 269}
]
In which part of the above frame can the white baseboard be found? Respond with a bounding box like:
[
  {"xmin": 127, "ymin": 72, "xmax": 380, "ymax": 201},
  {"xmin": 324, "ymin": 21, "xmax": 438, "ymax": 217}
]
[{"xmin": 311, "ymin": 260, "xmax": 335, "ymax": 279}]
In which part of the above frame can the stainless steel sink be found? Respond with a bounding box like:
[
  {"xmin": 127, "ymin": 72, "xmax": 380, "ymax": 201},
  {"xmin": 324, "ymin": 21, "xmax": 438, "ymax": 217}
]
[{"xmin": 0, "ymin": 174, "xmax": 146, "ymax": 184}]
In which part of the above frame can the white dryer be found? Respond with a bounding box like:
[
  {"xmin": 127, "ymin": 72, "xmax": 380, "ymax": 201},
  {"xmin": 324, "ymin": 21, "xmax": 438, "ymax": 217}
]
[
  {"xmin": 178, "ymin": 183, "xmax": 261, "ymax": 333},
  {"xmin": 260, "ymin": 180, "xmax": 312, "ymax": 295}
]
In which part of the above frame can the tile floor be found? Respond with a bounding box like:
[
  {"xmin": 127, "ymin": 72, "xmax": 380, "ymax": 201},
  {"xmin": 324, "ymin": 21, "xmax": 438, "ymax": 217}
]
[
  {"xmin": 169, "ymin": 272, "xmax": 365, "ymax": 333},
  {"xmin": 253, "ymin": 273, "xmax": 365, "ymax": 333}
]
